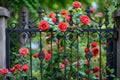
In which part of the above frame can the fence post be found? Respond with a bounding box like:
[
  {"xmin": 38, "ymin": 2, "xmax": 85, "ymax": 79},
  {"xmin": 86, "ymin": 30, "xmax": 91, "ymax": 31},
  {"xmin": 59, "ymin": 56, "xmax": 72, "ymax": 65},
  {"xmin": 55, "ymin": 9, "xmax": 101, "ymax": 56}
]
[
  {"xmin": 0, "ymin": 7, "xmax": 10, "ymax": 68},
  {"xmin": 112, "ymin": 8, "xmax": 120, "ymax": 78}
]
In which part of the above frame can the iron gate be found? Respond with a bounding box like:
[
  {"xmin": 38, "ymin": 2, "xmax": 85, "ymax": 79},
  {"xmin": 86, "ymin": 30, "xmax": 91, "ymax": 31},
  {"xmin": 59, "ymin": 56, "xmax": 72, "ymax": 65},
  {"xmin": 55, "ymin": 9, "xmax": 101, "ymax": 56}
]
[{"xmin": 5, "ymin": 7, "xmax": 118, "ymax": 80}]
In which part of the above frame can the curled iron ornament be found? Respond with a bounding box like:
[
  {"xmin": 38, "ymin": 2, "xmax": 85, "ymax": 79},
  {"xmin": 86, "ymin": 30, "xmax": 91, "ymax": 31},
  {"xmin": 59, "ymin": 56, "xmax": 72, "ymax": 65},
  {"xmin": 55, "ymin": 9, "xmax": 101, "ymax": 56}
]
[
  {"xmin": 86, "ymin": 6, "xmax": 110, "ymax": 28},
  {"xmin": 85, "ymin": 6, "xmax": 98, "ymax": 23},
  {"xmin": 9, "ymin": 23, "xmax": 20, "ymax": 29},
  {"xmin": 55, "ymin": 11, "xmax": 59, "ymax": 25},
  {"xmin": 39, "ymin": 51, "xmax": 44, "ymax": 62}
]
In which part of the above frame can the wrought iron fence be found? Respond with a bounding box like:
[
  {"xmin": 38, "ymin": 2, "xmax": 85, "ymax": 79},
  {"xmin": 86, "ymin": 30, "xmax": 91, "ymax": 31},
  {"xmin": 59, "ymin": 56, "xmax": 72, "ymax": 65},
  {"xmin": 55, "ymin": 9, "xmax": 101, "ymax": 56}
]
[{"xmin": 5, "ymin": 6, "xmax": 118, "ymax": 80}]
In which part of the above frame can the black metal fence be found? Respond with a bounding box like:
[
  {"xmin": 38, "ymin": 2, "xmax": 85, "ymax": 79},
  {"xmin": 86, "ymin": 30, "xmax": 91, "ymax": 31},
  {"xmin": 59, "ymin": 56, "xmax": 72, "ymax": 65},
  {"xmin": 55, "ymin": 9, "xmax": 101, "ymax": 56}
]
[{"xmin": 5, "ymin": 7, "xmax": 118, "ymax": 80}]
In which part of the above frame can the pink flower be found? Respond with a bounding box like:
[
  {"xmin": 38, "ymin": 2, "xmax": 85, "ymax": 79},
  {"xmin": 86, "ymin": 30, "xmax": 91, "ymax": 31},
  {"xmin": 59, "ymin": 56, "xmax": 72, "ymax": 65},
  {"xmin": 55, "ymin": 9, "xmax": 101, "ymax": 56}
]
[
  {"xmin": 55, "ymin": 39, "xmax": 59, "ymax": 44},
  {"xmin": 33, "ymin": 53, "xmax": 39, "ymax": 58},
  {"xmin": 52, "ymin": 17, "xmax": 56, "ymax": 23},
  {"xmin": 60, "ymin": 9, "xmax": 67, "ymax": 15},
  {"xmin": 19, "ymin": 48, "xmax": 28, "ymax": 56},
  {"xmin": 90, "ymin": 7, "xmax": 95, "ymax": 13},
  {"xmin": 92, "ymin": 47, "xmax": 99, "ymax": 56},
  {"xmin": 58, "ymin": 22, "xmax": 67, "ymax": 31},
  {"xmin": 38, "ymin": 20, "xmax": 49, "ymax": 30},
  {"xmin": 48, "ymin": 11, "xmax": 54, "ymax": 18},
  {"xmin": 21, "ymin": 64, "xmax": 29, "ymax": 71},
  {"xmin": 72, "ymin": 1, "xmax": 82, "ymax": 8},
  {"xmin": 97, "ymin": 12, "xmax": 103, "ymax": 17},
  {"xmin": 0, "ymin": 68, "xmax": 8, "ymax": 75},
  {"xmin": 42, "ymin": 48, "xmax": 47, "ymax": 53},
  {"xmin": 84, "ymin": 59, "xmax": 88, "ymax": 64},
  {"xmin": 75, "ymin": 61, "xmax": 80, "ymax": 67},
  {"xmin": 94, "ymin": 57, "xmax": 98, "ymax": 62},
  {"xmin": 59, "ymin": 63, "xmax": 65, "ymax": 69},
  {"xmin": 80, "ymin": 15, "xmax": 89, "ymax": 25},
  {"xmin": 91, "ymin": 41, "xmax": 97, "ymax": 48}
]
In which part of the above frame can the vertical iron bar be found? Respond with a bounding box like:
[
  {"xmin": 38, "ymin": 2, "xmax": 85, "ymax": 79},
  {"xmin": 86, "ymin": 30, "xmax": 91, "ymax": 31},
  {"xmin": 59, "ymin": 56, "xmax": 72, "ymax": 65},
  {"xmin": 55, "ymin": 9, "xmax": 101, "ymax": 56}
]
[
  {"xmin": 99, "ymin": 19, "xmax": 102, "ymax": 80},
  {"xmin": 39, "ymin": 32, "xmax": 43, "ymax": 80},
  {"xmin": 87, "ymin": 30, "xmax": 90, "ymax": 80},
  {"xmin": 29, "ymin": 32, "xmax": 32, "ymax": 80},
  {"xmin": 57, "ymin": 35, "xmax": 60, "ymax": 68},
  {"xmin": 50, "ymin": 29, "xmax": 54, "ymax": 80},
  {"xmin": 113, "ymin": 31, "xmax": 117, "ymax": 76},
  {"xmin": 99, "ymin": 33, "xmax": 102, "ymax": 80},
  {"xmin": 76, "ymin": 34, "xmax": 80, "ymax": 80},
  {"xmin": 69, "ymin": 44, "xmax": 73, "ymax": 79},
  {"xmin": 106, "ymin": 38, "xmax": 113, "ymax": 80},
  {"xmin": 6, "ymin": 29, "xmax": 10, "ymax": 80},
  {"xmin": 64, "ymin": 32, "xmax": 67, "ymax": 80}
]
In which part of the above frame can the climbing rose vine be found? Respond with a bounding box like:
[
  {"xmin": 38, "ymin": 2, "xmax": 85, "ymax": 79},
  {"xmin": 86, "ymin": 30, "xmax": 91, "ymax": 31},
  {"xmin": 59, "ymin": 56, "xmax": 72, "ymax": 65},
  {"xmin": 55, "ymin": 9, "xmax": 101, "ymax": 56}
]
[{"xmin": 0, "ymin": 1, "xmax": 111, "ymax": 80}]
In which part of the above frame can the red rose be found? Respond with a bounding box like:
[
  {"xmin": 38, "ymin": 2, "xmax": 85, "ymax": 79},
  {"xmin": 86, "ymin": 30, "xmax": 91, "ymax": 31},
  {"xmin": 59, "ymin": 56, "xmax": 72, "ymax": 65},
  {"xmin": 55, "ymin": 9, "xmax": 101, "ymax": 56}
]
[
  {"xmin": 48, "ymin": 11, "xmax": 54, "ymax": 18},
  {"xmin": 72, "ymin": 1, "xmax": 82, "ymax": 8},
  {"xmin": 65, "ymin": 14, "xmax": 70, "ymax": 22},
  {"xmin": 19, "ymin": 48, "xmax": 28, "ymax": 56},
  {"xmin": 92, "ymin": 47, "xmax": 99, "ymax": 56},
  {"xmin": 52, "ymin": 18, "xmax": 56, "ymax": 23},
  {"xmin": 58, "ymin": 22, "xmax": 67, "ymax": 31},
  {"xmin": 47, "ymin": 50, "xmax": 51, "ymax": 54},
  {"xmin": 95, "ymin": 74, "xmax": 99, "ymax": 78},
  {"xmin": 84, "ymin": 47, "xmax": 89, "ymax": 53},
  {"xmin": 59, "ymin": 63, "xmax": 65, "ymax": 69},
  {"xmin": 62, "ymin": 58, "xmax": 69, "ymax": 65},
  {"xmin": 38, "ymin": 20, "xmax": 49, "ymax": 30},
  {"xmin": 84, "ymin": 70, "xmax": 89, "ymax": 74},
  {"xmin": 90, "ymin": 7, "xmax": 95, "ymax": 13},
  {"xmin": 14, "ymin": 64, "xmax": 21, "ymax": 69},
  {"xmin": 97, "ymin": 12, "xmax": 103, "ymax": 17},
  {"xmin": 10, "ymin": 67, "xmax": 15, "ymax": 72},
  {"xmin": 44, "ymin": 53, "xmax": 51, "ymax": 60},
  {"xmin": 21, "ymin": 64, "xmax": 29, "ymax": 71},
  {"xmin": 84, "ymin": 59, "xmax": 88, "ymax": 64},
  {"xmin": 93, "ymin": 66, "xmax": 100, "ymax": 73},
  {"xmin": 80, "ymin": 15, "xmax": 89, "ymax": 25},
  {"xmin": 75, "ymin": 61, "xmax": 80, "ymax": 67},
  {"xmin": 60, "ymin": 9, "xmax": 67, "ymax": 15},
  {"xmin": 91, "ymin": 41, "xmax": 97, "ymax": 48},
  {"xmin": 0, "ymin": 68, "xmax": 8, "ymax": 75},
  {"xmin": 33, "ymin": 53, "xmax": 39, "ymax": 58}
]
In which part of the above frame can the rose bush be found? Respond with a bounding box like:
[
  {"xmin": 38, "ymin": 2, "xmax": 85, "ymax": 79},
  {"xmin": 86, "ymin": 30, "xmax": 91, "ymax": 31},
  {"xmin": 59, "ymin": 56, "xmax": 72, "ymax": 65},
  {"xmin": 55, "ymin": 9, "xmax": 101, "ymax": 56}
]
[{"xmin": 0, "ymin": 1, "xmax": 117, "ymax": 80}]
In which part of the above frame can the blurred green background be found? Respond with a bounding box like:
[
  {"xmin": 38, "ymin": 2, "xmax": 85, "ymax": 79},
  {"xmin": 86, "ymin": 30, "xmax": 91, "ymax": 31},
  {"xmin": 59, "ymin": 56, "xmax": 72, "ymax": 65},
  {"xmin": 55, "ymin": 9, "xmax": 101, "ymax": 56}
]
[{"xmin": 0, "ymin": 0, "xmax": 119, "ymax": 24}]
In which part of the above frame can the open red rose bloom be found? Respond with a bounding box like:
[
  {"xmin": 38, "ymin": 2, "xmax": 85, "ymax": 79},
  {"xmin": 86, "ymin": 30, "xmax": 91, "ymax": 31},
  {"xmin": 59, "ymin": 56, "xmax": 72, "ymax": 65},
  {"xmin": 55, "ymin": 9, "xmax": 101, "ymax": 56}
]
[
  {"xmin": 38, "ymin": 20, "xmax": 49, "ymax": 30},
  {"xmin": 80, "ymin": 15, "xmax": 89, "ymax": 25},
  {"xmin": 21, "ymin": 64, "xmax": 29, "ymax": 71},
  {"xmin": 92, "ymin": 47, "xmax": 99, "ymax": 56},
  {"xmin": 72, "ymin": 1, "xmax": 82, "ymax": 8},
  {"xmin": 19, "ymin": 48, "xmax": 28, "ymax": 56},
  {"xmin": 58, "ymin": 22, "xmax": 67, "ymax": 31},
  {"xmin": 0, "ymin": 68, "xmax": 8, "ymax": 75}
]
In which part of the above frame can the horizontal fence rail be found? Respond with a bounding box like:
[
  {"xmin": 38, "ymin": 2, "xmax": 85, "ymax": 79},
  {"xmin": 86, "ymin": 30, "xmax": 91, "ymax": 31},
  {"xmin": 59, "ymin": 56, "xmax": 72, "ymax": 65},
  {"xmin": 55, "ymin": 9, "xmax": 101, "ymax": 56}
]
[{"xmin": 4, "ymin": 5, "xmax": 118, "ymax": 80}]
